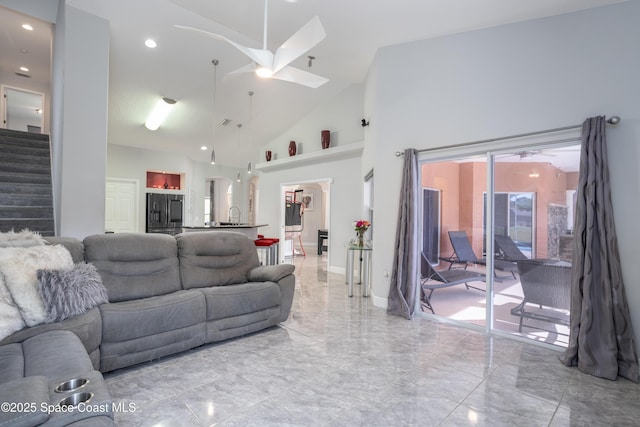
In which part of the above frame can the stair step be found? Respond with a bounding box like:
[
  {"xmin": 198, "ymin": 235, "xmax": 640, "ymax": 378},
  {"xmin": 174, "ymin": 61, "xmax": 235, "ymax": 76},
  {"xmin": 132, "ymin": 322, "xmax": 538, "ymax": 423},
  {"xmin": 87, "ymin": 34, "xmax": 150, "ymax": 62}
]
[
  {"xmin": 0, "ymin": 128, "xmax": 49, "ymax": 141},
  {"xmin": 0, "ymin": 182, "xmax": 52, "ymax": 195},
  {"xmin": 0, "ymin": 219, "xmax": 54, "ymax": 236},
  {"xmin": 0, "ymin": 207, "xmax": 54, "ymax": 219},
  {"xmin": 0, "ymin": 141, "xmax": 50, "ymax": 158},
  {"xmin": 0, "ymin": 194, "xmax": 53, "ymax": 207},
  {"xmin": 0, "ymin": 171, "xmax": 52, "ymax": 185},
  {"xmin": 0, "ymin": 161, "xmax": 51, "ymax": 175},
  {"xmin": 0, "ymin": 151, "xmax": 51, "ymax": 166}
]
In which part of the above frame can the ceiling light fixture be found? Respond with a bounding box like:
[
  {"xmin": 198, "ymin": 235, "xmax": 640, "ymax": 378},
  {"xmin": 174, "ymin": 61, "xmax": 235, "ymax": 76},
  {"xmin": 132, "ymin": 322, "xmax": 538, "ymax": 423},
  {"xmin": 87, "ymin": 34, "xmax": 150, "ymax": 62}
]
[
  {"xmin": 236, "ymin": 171, "xmax": 241, "ymax": 183},
  {"xmin": 19, "ymin": 66, "xmax": 29, "ymax": 72},
  {"xmin": 144, "ymin": 39, "xmax": 157, "ymax": 48},
  {"xmin": 210, "ymin": 59, "xmax": 219, "ymax": 165},
  {"xmin": 22, "ymin": 24, "xmax": 33, "ymax": 31},
  {"xmin": 200, "ymin": 146, "xmax": 207, "ymax": 151},
  {"xmin": 144, "ymin": 97, "xmax": 176, "ymax": 131},
  {"xmin": 255, "ymin": 67, "xmax": 273, "ymax": 79}
]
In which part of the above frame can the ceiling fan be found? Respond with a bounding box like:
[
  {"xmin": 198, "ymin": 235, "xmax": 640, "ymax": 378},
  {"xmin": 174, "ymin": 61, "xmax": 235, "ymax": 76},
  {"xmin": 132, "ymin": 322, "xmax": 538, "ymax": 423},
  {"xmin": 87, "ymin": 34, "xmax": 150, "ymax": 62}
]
[{"xmin": 175, "ymin": 0, "xmax": 329, "ymax": 88}]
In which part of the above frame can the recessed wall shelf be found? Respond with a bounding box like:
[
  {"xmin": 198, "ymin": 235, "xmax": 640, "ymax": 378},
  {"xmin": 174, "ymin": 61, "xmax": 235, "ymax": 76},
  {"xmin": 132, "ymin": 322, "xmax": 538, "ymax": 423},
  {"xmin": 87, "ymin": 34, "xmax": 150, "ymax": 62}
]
[{"xmin": 255, "ymin": 142, "xmax": 363, "ymax": 172}]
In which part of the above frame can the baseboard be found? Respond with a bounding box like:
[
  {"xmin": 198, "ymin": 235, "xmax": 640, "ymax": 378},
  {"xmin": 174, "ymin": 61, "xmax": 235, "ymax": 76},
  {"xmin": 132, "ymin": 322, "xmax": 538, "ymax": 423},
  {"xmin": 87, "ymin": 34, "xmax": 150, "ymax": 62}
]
[
  {"xmin": 371, "ymin": 293, "xmax": 387, "ymax": 308},
  {"xmin": 328, "ymin": 265, "xmax": 345, "ymax": 276}
]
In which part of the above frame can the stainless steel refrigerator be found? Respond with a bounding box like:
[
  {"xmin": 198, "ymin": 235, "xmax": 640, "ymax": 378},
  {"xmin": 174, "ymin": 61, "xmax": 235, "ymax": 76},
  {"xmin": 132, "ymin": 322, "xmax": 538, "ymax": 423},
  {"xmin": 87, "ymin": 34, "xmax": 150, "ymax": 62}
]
[{"xmin": 146, "ymin": 193, "xmax": 184, "ymax": 234}]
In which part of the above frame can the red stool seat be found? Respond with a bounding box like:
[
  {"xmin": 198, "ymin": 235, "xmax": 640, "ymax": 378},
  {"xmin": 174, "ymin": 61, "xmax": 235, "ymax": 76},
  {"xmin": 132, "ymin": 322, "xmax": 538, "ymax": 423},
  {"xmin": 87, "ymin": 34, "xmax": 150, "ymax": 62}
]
[{"xmin": 254, "ymin": 238, "xmax": 280, "ymax": 265}]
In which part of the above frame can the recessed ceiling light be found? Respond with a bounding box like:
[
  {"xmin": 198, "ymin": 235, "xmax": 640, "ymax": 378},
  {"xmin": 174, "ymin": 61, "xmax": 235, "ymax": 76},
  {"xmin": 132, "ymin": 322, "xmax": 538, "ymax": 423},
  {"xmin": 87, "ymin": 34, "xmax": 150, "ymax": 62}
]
[
  {"xmin": 19, "ymin": 66, "xmax": 29, "ymax": 72},
  {"xmin": 200, "ymin": 146, "xmax": 207, "ymax": 151},
  {"xmin": 145, "ymin": 39, "xmax": 157, "ymax": 48},
  {"xmin": 20, "ymin": 49, "xmax": 28, "ymax": 54},
  {"xmin": 22, "ymin": 24, "xmax": 33, "ymax": 31}
]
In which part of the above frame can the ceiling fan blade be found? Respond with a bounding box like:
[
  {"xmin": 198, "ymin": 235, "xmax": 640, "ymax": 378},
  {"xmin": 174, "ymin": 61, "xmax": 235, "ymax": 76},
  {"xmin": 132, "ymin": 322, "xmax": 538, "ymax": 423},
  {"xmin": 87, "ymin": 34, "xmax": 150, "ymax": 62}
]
[
  {"xmin": 272, "ymin": 66, "xmax": 329, "ymax": 88},
  {"xmin": 272, "ymin": 16, "xmax": 326, "ymax": 74},
  {"xmin": 174, "ymin": 25, "xmax": 274, "ymax": 69},
  {"xmin": 226, "ymin": 63, "xmax": 257, "ymax": 76}
]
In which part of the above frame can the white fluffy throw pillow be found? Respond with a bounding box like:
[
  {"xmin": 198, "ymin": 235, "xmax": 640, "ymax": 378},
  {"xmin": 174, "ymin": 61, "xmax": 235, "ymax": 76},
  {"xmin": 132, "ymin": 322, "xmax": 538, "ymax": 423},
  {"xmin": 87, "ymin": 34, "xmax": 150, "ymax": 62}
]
[
  {"xmin": 0, "ymin": 274, "xmax": 26, "ymax": 341},
  {"xmin": 0, "ymin": 245, "xmax": 74, "ymax": 327},
  {"xmin": 0, "ymin": 229, "xmax": 46, "ymax": 248}
]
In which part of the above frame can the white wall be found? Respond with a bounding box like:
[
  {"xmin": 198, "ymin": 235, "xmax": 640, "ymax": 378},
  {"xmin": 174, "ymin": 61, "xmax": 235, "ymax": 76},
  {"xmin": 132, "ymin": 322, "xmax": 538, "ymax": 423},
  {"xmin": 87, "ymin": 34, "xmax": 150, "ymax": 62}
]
[
  {"xmin": 56, "ymin": 5, "xmax": 109, "ymax": 239},
  {"xmin": 258, "ymin": 155, "xmax": 362, "ymax": 271},
  {"xmin": 368, "ymin": 2, "xmax": 640, "ymax": 347},
  {"xmin": 257, "ymin": 83, "xmax": 365, "ymax": 271},
  {"xmin": 0, "ymin": 0, "xmax": 59, "ymax": 22},
  {"xmin": 262, "ymin": 84, "xmax": 364, "ymax": 161}
]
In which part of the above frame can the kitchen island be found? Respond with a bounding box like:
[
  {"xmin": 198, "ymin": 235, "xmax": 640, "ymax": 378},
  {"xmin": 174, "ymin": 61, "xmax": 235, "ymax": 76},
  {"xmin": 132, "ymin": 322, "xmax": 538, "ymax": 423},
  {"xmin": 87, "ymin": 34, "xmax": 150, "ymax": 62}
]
[{"xmin": 181, "ymin": 224, "xmax": 268, "ymax": 240}]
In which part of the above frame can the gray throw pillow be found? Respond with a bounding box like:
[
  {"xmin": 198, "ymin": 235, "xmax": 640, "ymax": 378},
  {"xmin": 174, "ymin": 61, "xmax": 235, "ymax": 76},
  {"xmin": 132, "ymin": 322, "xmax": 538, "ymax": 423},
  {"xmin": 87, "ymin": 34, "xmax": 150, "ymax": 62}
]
[{"xmin": 38, "ymin": 262, "xmax": 109, "ymax": 323}]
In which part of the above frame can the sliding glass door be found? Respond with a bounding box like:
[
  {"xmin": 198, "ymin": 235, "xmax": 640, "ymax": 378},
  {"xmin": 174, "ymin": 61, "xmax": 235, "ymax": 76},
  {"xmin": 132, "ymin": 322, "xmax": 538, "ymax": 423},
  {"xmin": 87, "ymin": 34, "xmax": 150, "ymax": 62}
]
[{"xmin": 418, "ymin": 144, "xmax": 580, "ymax": 347}]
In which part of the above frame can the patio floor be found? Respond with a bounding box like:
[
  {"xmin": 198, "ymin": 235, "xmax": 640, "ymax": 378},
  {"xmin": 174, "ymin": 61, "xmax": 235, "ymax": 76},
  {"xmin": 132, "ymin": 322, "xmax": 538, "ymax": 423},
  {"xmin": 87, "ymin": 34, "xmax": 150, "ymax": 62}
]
[{"xmin": 420, "ymin": 264, "xmax": 570, "ymax": 347}]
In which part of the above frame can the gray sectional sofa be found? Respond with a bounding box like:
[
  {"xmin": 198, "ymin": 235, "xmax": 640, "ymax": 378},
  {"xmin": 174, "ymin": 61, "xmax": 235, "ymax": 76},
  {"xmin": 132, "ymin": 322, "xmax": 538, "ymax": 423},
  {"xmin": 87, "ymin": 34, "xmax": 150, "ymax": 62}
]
[{"xmin": 0, "ymin": 231, "xmax": 295, "ymax": 426}]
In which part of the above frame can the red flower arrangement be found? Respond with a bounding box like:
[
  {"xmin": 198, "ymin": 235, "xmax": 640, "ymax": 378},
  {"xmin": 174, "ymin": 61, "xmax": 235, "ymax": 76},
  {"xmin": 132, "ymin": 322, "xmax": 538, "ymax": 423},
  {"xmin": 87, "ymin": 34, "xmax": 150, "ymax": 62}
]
[
  {"xmin": 354, "ymin": 220, "xmax": 371, "ymax": 234},
  {"xmin": 354, "ymin": 220, "xmax": 371, "ymax": 246}
]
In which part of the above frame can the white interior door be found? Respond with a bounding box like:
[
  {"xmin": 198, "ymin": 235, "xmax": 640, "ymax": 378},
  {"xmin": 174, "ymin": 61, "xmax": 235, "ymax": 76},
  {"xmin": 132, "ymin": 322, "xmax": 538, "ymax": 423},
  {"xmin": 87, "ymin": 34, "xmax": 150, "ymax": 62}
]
[{"xmin": 105, "ymin": 178, "xmax": 138, "ymax": 232}]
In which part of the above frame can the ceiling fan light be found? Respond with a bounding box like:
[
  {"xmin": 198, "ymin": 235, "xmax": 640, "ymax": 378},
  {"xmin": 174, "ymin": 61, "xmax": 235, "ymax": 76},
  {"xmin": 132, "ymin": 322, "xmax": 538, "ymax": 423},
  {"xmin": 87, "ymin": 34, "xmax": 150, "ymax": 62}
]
[{"xmin": 255, "ymin": 67, "xmax": 273, "ymax": 78}]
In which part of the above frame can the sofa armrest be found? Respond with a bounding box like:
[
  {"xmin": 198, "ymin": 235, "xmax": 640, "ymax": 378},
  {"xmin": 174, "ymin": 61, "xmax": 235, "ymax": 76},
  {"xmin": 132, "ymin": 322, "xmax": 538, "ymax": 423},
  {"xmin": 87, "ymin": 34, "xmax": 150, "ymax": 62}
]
[
  {"xmin": 0, "ymin": 376, "xmax": 50, "ymax": 427},
  {"xmin": 247, "ymin": 264, "xmax": 295, "ymax": 283}
]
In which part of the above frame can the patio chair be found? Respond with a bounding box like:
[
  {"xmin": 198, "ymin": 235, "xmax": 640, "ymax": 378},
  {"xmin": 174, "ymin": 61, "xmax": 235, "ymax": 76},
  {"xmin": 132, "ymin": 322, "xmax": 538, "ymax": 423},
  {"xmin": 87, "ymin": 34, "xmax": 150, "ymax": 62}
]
[
  {"xmin": 494, "ymin": 234, "xmax": 528, "ymax": 261},
  {"xmin": 510, "ymin": 259, "xmax": 571, "ymax": 333},
  {"xmin": 442, "ymin": 231, "xmax": 518, "ymax": 279},
  {"xmin": 420, "ymin": 252, "xmax": 486, "ymax": 314}
]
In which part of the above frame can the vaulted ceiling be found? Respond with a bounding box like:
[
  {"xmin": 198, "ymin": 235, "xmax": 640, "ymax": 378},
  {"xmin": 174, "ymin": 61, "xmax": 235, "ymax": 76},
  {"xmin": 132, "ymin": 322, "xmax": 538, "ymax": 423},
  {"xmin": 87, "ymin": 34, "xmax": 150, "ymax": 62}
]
[{"xmin": 1, "ymin": 0, "xmax": 625, "ymax": 167}]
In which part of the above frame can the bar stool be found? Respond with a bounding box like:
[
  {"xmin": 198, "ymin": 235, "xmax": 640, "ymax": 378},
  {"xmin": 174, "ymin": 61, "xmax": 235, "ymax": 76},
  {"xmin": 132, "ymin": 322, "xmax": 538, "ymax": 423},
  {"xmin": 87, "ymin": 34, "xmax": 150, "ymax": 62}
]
[{"xmin": 254, "ymin": 237, "xmax": 280, "ymax": 265}]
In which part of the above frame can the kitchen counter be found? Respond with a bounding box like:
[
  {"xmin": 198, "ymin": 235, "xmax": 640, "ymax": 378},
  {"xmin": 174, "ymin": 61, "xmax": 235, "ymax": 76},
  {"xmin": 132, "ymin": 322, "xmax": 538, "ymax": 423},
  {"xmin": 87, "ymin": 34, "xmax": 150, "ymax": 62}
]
[{"xmin": 181, "ymin": 224, "xmax": 268, "ymax": 239}]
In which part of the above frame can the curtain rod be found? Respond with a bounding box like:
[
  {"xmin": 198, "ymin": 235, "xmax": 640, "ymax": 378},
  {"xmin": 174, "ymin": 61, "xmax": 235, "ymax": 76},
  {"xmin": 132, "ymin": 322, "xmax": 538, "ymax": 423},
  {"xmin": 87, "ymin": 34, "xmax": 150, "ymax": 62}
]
[{"xmin": 395, "ymin": 115, "xmax": 621, "ymax": 156}]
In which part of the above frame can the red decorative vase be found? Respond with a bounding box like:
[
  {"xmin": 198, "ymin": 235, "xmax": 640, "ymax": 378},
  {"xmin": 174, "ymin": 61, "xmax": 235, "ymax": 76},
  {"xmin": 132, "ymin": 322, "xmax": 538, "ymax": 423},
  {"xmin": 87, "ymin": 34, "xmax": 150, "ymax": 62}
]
[
  {"xmin": 265, "ymin": 150, "xmax": 272, "ymax": 161},
  {"xmin": 321, "ymin": 130, "xmax": 330, "ymax": 149},
  {"xmin": 288, "ymin": 141, "xmax": 297, "ymax": 156}
]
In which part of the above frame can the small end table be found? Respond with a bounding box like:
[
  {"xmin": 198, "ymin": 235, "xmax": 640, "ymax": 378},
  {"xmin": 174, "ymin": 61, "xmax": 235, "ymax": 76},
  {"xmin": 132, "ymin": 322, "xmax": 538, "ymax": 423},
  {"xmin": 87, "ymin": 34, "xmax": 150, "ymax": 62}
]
[{"xmin": 346, "ymin": 241, "xmax": 372, "ymax": 297}]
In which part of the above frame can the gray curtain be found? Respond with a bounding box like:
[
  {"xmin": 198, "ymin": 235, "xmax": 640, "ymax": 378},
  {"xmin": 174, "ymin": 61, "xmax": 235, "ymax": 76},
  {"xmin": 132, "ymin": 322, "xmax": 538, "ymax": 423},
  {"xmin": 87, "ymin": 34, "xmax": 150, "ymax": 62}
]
[
  {"xmin": 559, "ymin": 116, "xmax": 639, "ymax": 382},
  {"xmin": 387, "ymin": 148, "xmax": 419, "ymax": 319}
]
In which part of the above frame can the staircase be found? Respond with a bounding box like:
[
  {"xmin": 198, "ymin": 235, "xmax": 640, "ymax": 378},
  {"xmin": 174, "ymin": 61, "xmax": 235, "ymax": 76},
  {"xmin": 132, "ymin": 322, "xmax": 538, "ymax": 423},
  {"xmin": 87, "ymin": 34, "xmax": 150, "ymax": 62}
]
[{"xmin": 0, "ymin": 129, "xmax": 55, "ymax": 236}]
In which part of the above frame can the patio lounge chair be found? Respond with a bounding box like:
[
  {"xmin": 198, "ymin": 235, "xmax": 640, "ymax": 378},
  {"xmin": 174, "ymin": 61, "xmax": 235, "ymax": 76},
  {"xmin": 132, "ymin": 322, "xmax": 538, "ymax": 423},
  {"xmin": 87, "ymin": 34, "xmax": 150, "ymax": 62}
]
[
  {"xmin": 420, "ymin": 252, "xmax": 486, "ymax": 314},
  {"xmin": 494, "ymin": 234, "xmax": 528, "ymax": 261},
  {"xmin": 510, "ymin": 259, "xmax": 571, "ymax": 333},
  {"xmin": 441, "ymin": 231, "xmax": 519, "ymax": 279}
]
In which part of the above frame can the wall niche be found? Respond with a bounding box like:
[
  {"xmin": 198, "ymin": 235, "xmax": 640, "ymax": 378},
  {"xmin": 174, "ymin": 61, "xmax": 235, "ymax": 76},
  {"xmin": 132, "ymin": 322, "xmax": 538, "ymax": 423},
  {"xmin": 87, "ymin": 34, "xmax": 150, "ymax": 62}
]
[{"xmin": 146, "ymin": 171, "xmax": 182, "ymax": 190}]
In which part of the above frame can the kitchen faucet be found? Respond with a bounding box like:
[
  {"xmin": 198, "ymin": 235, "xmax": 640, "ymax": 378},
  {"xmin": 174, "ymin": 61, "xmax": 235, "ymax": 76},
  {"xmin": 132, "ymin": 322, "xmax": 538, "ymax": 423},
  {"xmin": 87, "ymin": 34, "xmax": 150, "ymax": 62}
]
[{"xmin": 228, "ymin": 206, "xmax": 241, "ymax": 224}]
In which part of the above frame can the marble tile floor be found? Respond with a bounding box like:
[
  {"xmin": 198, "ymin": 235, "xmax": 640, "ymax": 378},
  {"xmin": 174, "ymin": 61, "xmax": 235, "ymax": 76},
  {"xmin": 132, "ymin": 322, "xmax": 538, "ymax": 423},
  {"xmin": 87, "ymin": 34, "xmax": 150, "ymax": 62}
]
[{"xmin": 105, "ymin": 254, "xmax": 640, "ymax": 426}]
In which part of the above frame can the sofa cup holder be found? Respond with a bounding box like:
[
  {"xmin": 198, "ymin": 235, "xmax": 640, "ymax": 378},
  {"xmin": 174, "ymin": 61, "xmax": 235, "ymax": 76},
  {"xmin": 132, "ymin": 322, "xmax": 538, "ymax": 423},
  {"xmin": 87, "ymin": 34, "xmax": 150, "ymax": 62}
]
[
  {"xmin": 58, "ymin": 391, "xmax": 93, "ymax": 408},
  {"xmin": 54, "ymin": 378, "xmax": 90, "ymax": 393}
]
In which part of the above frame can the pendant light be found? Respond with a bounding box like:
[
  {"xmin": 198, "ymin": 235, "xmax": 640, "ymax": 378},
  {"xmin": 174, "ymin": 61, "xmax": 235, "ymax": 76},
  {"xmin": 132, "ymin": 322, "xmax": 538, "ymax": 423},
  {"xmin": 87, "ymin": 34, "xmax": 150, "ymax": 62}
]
[
  {"xmin": 236, "ymin": 123, "xmax": 243, "ymax": 182},
  {"xmin": 210, "ymin": 59, "xmax": 219, "ymax": 164},
  {"xmin": 247, "ymin": 91, "xmax": 254, "ymax": 174}
]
